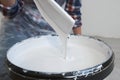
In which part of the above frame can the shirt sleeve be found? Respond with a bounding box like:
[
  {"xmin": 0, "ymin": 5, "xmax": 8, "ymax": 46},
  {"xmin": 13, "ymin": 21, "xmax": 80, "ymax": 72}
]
[
  {"xmin": 65, "ymin": 0, "xmax": 82, "ymax": 27},
  {"xmin": 55, "ymin": 0, "xmax": 65, "ymax": 6}
]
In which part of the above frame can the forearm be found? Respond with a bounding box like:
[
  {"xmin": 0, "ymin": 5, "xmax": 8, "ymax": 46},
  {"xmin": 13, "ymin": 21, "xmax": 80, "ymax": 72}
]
[{"xmin": 0, "ymin": 0, "xmax": 16, "ymax": 7}]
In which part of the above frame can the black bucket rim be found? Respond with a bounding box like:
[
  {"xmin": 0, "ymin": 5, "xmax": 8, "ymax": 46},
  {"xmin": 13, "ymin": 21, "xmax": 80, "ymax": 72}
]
[{"xmin": 6, "ymin": 53, "xmax": 114, "ymax": 80}]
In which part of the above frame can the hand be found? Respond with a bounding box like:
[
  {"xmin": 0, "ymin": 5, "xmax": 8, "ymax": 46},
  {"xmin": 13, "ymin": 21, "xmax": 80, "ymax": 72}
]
[{"xmin": 0, "ymin": 0, "xmax": 24, "ymax": 18}]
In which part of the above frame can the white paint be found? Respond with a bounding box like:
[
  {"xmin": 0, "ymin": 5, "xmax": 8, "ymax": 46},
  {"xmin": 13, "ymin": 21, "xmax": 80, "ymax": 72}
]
[
  {"xmin": 7, "ymin": 36, "xmax": 112, "ymax": 73},
  {"xmin": 81, "ymin": 0, "xmax": 120, "ymax": 38}
]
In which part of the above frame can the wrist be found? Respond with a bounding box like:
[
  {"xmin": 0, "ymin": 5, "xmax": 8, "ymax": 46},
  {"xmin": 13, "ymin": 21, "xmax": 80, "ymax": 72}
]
[
  {"xmin": 73, "ymin": 26, "xmax": 82, "ymax": 35},
  {"xmin": 0, "ymin": 0, "xmax": 16, "ymax": 7}
]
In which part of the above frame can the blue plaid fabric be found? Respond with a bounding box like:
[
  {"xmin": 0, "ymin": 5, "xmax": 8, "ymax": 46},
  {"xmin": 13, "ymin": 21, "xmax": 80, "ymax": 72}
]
[
  {"xmin": 55, "ymin": 0, "xmax": 82, "ymax": 27},
  {"xmin": 65, "ymin": 0, "xmax": 82, "ymax": 27}
]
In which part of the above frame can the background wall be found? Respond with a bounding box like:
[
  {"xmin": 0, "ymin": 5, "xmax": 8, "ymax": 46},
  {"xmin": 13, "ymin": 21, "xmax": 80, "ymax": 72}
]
[{"xmin": 81, "ymin": 0, "xmax": 120, "ymax": 38}]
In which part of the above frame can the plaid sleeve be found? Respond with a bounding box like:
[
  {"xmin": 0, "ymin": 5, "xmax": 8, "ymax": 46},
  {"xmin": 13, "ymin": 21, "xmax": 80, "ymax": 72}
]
[{"xmin": 65, "ymin": 0, "xmax": 82, "ymax": 27}]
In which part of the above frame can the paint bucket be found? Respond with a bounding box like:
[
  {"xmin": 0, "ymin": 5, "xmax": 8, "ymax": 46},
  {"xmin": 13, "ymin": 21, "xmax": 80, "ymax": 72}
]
[{"xmin": 6, "ymin": 35, "xmax": 114, "ymax": 80}]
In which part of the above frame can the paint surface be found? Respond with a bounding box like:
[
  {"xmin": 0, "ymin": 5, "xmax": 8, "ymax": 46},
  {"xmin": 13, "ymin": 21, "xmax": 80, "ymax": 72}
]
[{"xmin": 7, "ymin": 36, "xmax": 110, "ymax": 73}]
